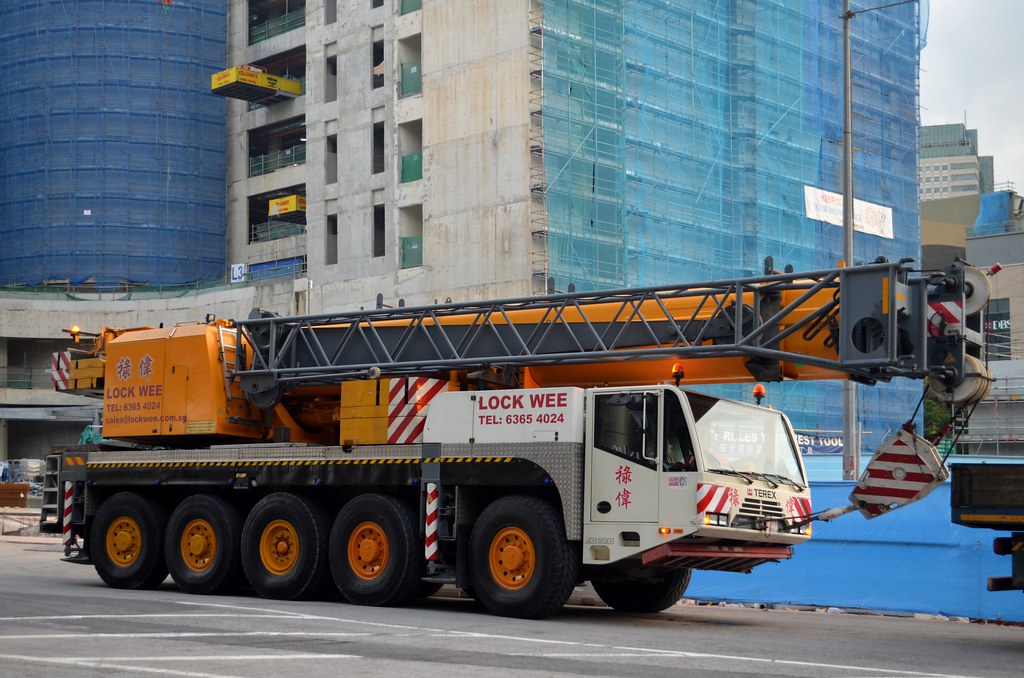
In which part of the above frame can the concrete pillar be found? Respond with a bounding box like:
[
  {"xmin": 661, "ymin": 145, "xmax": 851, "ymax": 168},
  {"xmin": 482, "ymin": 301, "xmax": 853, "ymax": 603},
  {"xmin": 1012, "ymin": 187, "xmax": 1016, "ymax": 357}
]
[{"xmin": 0, "ymin": 419, "xmax": 8, "ymax": 461}]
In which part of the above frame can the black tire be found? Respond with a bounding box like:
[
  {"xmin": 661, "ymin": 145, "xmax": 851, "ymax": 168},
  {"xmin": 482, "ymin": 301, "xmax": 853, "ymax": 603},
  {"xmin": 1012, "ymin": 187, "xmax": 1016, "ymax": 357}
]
[
  {"xmin": 241, "ymin": 493, "xmax": 329, "ymax": 600},
  {"xmin": 329, "ymin": 494, "xmax": 423, "ymax": 606},
  {"xmin": 468, "ymin": 495, "xmax": 577, "ymax": 619},
  {"xmin": 165, "ymin": 495, "xmax": 244, "ymax": 595},
  {"xmin": 415, "ymin": 581, "xmax": 444, "ymax": 599},
  {"xmin": 592, "ymin": 568, "xmax": 691, "ymax": 613},
  {"xmin": 91, "ymin": 492, "xmax": 169, "ymax": 590}
]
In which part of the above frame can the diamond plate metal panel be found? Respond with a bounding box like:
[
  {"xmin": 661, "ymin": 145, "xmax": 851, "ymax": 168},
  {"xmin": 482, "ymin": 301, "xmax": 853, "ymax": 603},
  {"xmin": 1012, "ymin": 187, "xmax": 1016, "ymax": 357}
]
[{"xmin": 443, "ymin": 441, "xmax": 584, "ymax": 540}]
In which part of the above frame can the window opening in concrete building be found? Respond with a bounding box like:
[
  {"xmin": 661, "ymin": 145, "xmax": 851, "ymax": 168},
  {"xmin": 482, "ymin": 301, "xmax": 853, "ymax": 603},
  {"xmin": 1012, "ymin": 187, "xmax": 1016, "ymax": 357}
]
[
  {"xmin": 249, "ymin": 0, "xmax": 306, "ymax": 45},
  {"xmin": 250, "ymin": 256, "xmax": 307, "ymax": 280},
  {"xmin": 372, "ymin": 39, "xmax": 385, "ymax": 89},
  {"xmin": 400, "ymin": 204, "xmax": 423, "ymax": 268},
  {"xmin": 242, "ymin": 47, "xmax": 308, "ymax": 111},
  {"xmin": 373, "ymin": 204, "xmax": 386, "ymax": 257},
  {"xmin": 326, "ymin": 134, "xmax": 338, "ymax": 184},
  {"xmin": 399, "ymin": 119, "xmax": 422, "ymax": 183},
  {"xmin": 248, "ymin": 117, "xmax": 306, "ymax": 177},
  {"xmin": 372, "ymin": 0, "xmax": 383, "ymax": 8},
  {"xmin": 248, "ymin": 186, "xmax": 307, "ymax": 244},
  {"xmin": 398, "ymin": 34, "xmax": 421, "ymax": 97},
  {"xmin": 401, "ymin": 0, "xmax": 422, "ymax": 14},
  {"xmin": 373, "ymin": 122, "xmax": 385, "ymax": 174},
  {"xmin": 325, "ymin": 55, "xmax": 337, "ymax": 103},
  {"xmin": 326, "ymin": 214, "xmax": 338, "ymax": 265},
  {"xmin": 325, "ymin": 0, "xmax": 336, "ymax": 24}
]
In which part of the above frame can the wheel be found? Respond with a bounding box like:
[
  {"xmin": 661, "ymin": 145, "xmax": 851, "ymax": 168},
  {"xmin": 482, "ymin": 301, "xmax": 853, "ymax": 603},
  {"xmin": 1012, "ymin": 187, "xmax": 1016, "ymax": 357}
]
[
  {"xmin": 241, "ymin": 493, "xmax": 329, "ymax": 600},
  {"xmin": 165, "ymin": 495, "xmax": 244, "ymax": 595},
  {"xmin": 91, "ymin": 492, "xmax": 169, "ymax": 590},
  {"xmin": 329, "ymin": 494, "xmax": 423, "ymax": 606},
  {"xmin": 468, "ymin": 495, "xmax": 577, "ymax": 619},
  {"xmin": 592, "ymin": 569, "xmax": 691, "ymax": 613}
]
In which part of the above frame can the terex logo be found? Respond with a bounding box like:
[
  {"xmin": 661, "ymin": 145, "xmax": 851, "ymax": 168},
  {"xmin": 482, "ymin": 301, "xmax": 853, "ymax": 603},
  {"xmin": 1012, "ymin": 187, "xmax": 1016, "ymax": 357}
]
[{"xmin": 753, "ymin": 488, "xmax": 777, "ymax": 500}]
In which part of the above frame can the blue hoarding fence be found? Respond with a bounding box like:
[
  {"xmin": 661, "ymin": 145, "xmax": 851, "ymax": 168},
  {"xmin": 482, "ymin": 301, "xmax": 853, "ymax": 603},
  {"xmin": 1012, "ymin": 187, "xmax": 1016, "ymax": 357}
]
[{"xmin": 687, "ymin": 482, "xmax": 1024, "ymax": 621}]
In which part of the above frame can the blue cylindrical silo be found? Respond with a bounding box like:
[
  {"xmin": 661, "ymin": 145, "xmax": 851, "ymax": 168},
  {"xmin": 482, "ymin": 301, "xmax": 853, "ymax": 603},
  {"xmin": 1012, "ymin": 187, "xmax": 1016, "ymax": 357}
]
[{"xmin": 0, "ymin": 0, "xmax": 226, "ymax": 288}]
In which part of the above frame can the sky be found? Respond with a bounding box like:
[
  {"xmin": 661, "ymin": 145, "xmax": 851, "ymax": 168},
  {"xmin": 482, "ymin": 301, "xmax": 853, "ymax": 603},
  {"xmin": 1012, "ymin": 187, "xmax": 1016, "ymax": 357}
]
[{"xmin": 919, "ymin": 0, "xmax": 1023, "ymax": 191}]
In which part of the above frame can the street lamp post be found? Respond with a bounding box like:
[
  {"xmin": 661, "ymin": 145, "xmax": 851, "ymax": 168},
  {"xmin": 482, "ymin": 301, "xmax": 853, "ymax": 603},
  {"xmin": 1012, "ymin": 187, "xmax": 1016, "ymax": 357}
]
[
  {"xmin": 839, "ymin": 0, "xmax": 916, "ymax": 481},
  {"xmin": 842, "ymin": 0, "xmax": 859, "ymax": 481}
]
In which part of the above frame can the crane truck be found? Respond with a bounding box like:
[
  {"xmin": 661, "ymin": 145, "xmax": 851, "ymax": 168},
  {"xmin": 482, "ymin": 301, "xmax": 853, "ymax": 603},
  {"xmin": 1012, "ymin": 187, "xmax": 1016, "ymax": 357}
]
[{"xmin": 41, "ymin": 258, "xmax": 991, "ymax": 618}]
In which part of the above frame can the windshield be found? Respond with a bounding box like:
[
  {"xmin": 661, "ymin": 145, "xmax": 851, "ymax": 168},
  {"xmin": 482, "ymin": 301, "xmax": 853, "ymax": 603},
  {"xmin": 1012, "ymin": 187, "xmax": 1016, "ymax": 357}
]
[{"xmin": 687, "ymin": 392, "xmax": 805, "ymax": 486}]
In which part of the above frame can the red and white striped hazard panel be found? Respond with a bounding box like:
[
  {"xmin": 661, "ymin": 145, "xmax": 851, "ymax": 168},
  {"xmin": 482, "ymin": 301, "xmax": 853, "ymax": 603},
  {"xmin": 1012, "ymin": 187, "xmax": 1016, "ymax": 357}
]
[
  {"xmin": 52, "ymin": 351, "xmax": 71, "ymax": 391},
  {"xmin": 928, "ymin": 300, "xmax": 962, "ymax": 337},
  {"xmin": 696, "ymin": 483, "xmax": 739, "ymax": 514},
  {"xmin": 387, "ymin": 377, "xmax": 448, "ymax": 444},
  {"xmin": 424, "ymin": 482, "xmax": 439, "ymax": 561},
  {"xmin": 850, "ymin": 428, "xmax": 949, "ymax": 519},
  {"xmin": 786, "ymin": 496, "xmax": 812, "ymax": 521}
]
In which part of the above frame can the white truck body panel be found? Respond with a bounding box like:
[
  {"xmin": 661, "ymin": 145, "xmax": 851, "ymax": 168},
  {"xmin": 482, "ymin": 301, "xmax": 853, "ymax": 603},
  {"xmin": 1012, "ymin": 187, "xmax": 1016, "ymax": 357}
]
[{"xmin": 423, "ymin": 387, "xmax": 585, "ymax": 445}]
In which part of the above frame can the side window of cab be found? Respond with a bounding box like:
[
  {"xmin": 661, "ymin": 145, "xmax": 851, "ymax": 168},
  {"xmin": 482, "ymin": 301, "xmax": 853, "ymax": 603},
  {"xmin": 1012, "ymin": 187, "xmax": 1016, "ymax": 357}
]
[
  {"xmin": 663, "ymin": 394, "xmax": 697, "ymax": 472},
  {"xmin": 593, "ymin": 392, "xmax": 658, "ymax": 470}
]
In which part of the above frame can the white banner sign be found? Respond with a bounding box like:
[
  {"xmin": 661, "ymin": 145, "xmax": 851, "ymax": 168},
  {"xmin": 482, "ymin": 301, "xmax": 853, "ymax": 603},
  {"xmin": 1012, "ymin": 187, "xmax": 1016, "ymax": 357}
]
[{"xmin": 803, "ymin": 186, "xmax": 893, "ymax": 239}]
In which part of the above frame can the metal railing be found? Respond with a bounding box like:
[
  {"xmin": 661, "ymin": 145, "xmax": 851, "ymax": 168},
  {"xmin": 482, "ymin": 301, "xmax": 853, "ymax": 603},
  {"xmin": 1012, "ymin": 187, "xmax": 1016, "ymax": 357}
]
[
  {"xmin": 250, "ymin": 144, "xmax": 306, "ymax": 177},
  {"xmin": 249, "ymin": 9, "xmax": 305, "ymax": 45},
  {"xmin": 400, "ymin": 153, "xmax": 422, "ymax": 182},
  {"xmin": 401, "ymin": 235, "xmax": 423, "ymax": 268},
  {"xmin": 250, "ymin": 220, "xmax": 306, "ymax": 243},
  {"xmin": 400, "ymin": 60, "xmax": 422, "ymax": 97},
  {"xmin": 0, "ymin": 366, "xmax": 54, "ymax": 390}
]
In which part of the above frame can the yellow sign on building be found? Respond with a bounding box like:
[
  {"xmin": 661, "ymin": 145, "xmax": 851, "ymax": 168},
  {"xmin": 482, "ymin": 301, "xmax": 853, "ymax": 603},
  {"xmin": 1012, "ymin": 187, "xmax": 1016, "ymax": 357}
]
[
  {"xmin": 210, "ymin": 66, "xmax": 302, "ymax": 103},
  {"xmin": 268, "ymin": 195, "xmax": 307, "ymax": 223}
]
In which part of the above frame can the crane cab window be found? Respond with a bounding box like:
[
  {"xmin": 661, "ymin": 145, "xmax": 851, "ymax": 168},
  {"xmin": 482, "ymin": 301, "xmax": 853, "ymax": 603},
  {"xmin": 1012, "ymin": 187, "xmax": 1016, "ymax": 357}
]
[
  {"xmin": 663, "ymin": 394, "xmax": 697, "ymax": 472},
  {"xmin": 593, "ymin": 392, "xmax": 658, "ymax": 470}
]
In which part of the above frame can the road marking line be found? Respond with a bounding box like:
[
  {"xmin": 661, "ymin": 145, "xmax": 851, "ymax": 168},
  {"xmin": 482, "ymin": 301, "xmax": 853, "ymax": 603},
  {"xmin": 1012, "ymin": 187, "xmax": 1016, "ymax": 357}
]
[
  {"xmin": 0, "ymin": 631, "xmax": 370, "ymax": 641},
  {"xmin": 0, "ymin": 654, "xmax": 249, "ymax": 678},
  {"xmin": 170, "ymin": 600, "xmax": 316, "ymax": 618},
  {"xmin": 172, "ymin": 599, "xmax": 452, "ymax": 632},
  {"xmin": 610, "ymin": 645, "xmax": 979, "ymax": 677},
  {"xmin": 0, "ymin": 653, "xmax": 363, "ymax": 678},
  {"xmin": 0, "ymin": 613, "xmax": 281, "ymax": 622},
  {"xmin": 40, "ymin": 599, "xmax": 980, "ymax": 678},
  {"xmin": 56, "ymin": 655, "xmax": 363, "ymax": 662}
]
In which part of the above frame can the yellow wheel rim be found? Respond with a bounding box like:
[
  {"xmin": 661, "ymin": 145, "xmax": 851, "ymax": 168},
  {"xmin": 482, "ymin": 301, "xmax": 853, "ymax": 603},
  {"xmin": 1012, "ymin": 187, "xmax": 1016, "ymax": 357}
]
[
  {"xmin": 180, "ymin": 518, "xmax": 217, "ymax": 573},
  {"xmin": 259, "ymin": 519, "xmax": 299, "ymax": 576},
  {"xmin": 347, "ymin": 521, "xmax": 389, "ymax": 580},
  {"xmin": 105, "ymin": 515, "xmax": 142, "ymax": 567},
  {"xmin": 488, "ymin": 526, "xmax": 535, "ymax": 590}
]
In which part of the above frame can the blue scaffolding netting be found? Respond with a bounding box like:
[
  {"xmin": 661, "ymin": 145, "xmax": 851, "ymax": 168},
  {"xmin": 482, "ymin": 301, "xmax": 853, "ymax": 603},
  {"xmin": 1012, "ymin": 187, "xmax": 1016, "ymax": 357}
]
[
  {"xmin": 0, "ymin": 0, "xmax": 227, "ymax": 288},
  {"xmin": 536, "ymin": 0, "xmax": 925, "ymax": 450}
]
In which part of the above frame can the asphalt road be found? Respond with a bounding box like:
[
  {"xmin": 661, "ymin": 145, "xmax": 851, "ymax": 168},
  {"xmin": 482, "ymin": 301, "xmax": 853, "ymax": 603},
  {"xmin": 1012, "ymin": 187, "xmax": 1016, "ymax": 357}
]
[{"xmin": 0, "ymin": 538, "xmax": 1021, "ymax": 678}]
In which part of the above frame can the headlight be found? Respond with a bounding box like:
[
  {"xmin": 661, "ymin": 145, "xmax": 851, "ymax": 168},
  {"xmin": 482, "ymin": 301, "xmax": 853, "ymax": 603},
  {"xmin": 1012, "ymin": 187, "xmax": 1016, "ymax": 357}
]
[
  {"xmin": 703, "ymin": 512, "xmax": 729, "ymax": 527},
  {"xmin": 789, "ymin": 521, "xmax": 811, "ymax": 536}
]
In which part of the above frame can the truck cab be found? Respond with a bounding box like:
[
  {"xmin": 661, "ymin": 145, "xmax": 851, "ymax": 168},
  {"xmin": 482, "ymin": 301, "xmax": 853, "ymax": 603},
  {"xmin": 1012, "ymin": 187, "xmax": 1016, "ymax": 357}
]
[{"xmin": 583, "ymin": 384, "xmax": 811, "ymax": 567}]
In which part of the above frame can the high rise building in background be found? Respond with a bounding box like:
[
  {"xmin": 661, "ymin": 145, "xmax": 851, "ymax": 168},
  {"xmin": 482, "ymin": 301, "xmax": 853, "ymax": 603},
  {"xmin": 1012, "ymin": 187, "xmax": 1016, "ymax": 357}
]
[
  {"xmin": 0, "ymin": 1, "xmax": 924, "ymax": 459},
  {"xmin": 919, "ymin": 123, "xmax": 995, "ymax": 202},
  {"xmin": 0, "ymin": 1, "xmax": 227, "ymax": 288}
]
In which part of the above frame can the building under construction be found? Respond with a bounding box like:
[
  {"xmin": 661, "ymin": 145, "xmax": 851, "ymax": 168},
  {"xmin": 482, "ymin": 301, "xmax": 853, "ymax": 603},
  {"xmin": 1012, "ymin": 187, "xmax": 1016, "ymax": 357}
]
[{"xmin": 0, "ymin": 1, "xmax": 924, "ymax": 457}]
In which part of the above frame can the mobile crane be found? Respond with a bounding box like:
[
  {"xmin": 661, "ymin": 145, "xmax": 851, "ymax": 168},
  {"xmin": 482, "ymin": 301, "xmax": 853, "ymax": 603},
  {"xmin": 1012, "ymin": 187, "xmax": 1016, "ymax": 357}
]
[{"xmin": 41, "ymin": 258, "xmax": 991, "ymax": 618}]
